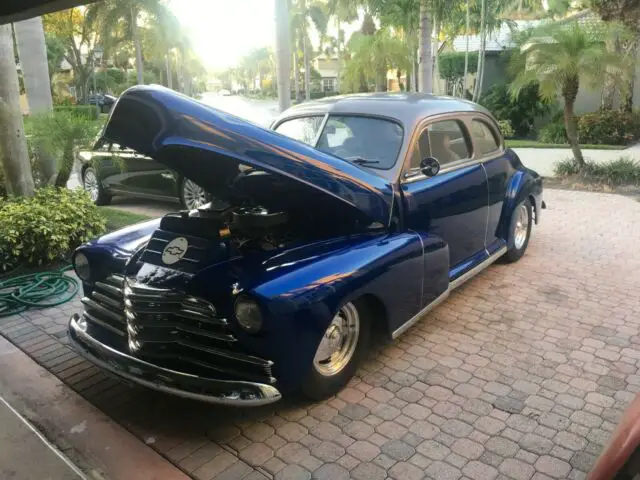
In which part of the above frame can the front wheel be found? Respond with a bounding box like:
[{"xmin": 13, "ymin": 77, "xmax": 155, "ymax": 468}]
[
  {"xmin": 504, "ymin": 199, "xmax": 532, "ymax": 263},
  {"xmin": 301, "ymin": 300, "xmax": 371, "ymax": 400},
  {"xmin": 179, "ymin": 178, "xmax": 209, "ymax": 210}
]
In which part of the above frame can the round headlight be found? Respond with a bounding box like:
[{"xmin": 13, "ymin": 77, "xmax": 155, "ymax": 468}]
[
  {"xmin": 73, "ymin": 252, "xmax": 91, "ymax": 281},
  {"xmin": 234, "ymin": 296, "xmax": 263, "ymax": 333}
]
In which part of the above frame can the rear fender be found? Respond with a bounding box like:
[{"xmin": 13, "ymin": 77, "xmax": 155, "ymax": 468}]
[{"xmin": 498, "ymin": 165, "xmax": 543, "ymax": 240}]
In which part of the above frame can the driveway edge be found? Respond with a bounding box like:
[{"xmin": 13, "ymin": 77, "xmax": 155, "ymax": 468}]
[{"xmin": 0, "ymin": 336, "xmax": 190, "ymax": 480}]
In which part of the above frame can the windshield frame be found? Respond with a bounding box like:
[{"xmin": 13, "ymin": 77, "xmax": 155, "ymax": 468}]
[{"xmin": 272, "ymin": 113, "xmax": 405, "ymax": 171}]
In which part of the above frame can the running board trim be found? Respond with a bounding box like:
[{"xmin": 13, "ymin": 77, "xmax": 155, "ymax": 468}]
[{"xmin": 391, "ymin": 245, "xmax": 507, "ymax": 339}]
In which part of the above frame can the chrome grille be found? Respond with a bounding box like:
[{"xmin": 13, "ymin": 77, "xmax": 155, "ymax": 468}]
[{"xmin": 80, "ymin": 275, "xmax": 275, "ymax": 384}]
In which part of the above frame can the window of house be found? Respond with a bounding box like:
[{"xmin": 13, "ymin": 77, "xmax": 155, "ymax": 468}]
[
  {"xmin": 409, "ymin": 120, "xmax": 471, "ymax": 170},
  {"xmin": 470, "ymin": 120, "xmax": 500, "ymax": 156},
  {"xmin": 274, "ymin": 116, "xmax": 325, "ymax": 145},
  {"xmin": 322, "ymin": 78, "xmax": 336, "ymax": 92}
]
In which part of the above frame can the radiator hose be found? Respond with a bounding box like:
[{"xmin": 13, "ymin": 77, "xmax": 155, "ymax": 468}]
[{"xmin": 0, "ymin": 266, "xmax": 79, "ymax": 318}]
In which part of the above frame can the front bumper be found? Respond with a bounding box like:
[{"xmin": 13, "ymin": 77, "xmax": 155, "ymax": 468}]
[{"xmin": 67, "ymin": 314, "xmax": 282, "ymax": 406}]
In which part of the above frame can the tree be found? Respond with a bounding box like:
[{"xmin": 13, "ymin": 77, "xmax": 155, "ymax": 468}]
[
  {"xmin": 85, "ymin": 0, "xmax": 162, "ymax": 86},
  {"xmin": 14, "ymin": 16, "xmax": 57, "ymax": 184},
  {"xmin": 0, "ymin": 24, "xmax": 35, "ymax": 197},
  {"xmin": 590, "ymin": 0, "xmax": 640, "ymax": 111},
  {"xmin": 509, "ymin": 23, "xmax": 627, "ymax": 169},
  {"xmin": 418, "ymin": 0, "xmax": 433, "ymax": 92},
  {"xmin": 328, "ymin": 0, "xmax": 359, "ymax": 92},
  {"xmin": 439, "ymin": 51, "xmax": 478, "ymax": 95},
  {"xmin": 275, "ymin": 0, "xmax": 291, "ymax": 111}
]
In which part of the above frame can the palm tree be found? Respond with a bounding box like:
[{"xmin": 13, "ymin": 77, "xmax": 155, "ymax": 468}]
[
  {"xmin": 13, "ymin": 16, "xmax": 56, "ymax": 184},
  {"xmin": 0, "ymin": 24, "xmax": 35, "ymax": 197},
  {"xmin": 328, "ymin": 0, "xmax": 359, "ymax": 92},
  {"xmin": 86, "ymin": 0, "xmax": 161, "ymax": 85},
  {"xmin": 419, "ymin": 0, "xmax": 433, "ymax": 92},
  {"xmin": 275, "ymin": 0, "xmax": 291, "ymax": 111},
  {"xmin": 509, "ymin": 23, "xmax": 626, "ymax": 169}
]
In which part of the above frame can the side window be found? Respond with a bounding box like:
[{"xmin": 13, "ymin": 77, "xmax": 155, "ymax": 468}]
[
  {"xmin": 274, "ymin": 116, "xmax": 324, "ymax": 145},
  {"xmin": 471, "ymin": 120, "xmax": 500, "ymax": 156},
  {"xmin": 409, "ymin": 119, "xmax": 470, "ymax": 170}
]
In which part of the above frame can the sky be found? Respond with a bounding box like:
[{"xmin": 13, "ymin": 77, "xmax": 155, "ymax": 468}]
[{"xmin": 167, "ymin": 0, "xmax": 362, "ymax": 72}]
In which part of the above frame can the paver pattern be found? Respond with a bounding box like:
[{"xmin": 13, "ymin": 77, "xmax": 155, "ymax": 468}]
[{"xmin": 2, "ymin": 188, "xmax": 640, "ymax": 480}]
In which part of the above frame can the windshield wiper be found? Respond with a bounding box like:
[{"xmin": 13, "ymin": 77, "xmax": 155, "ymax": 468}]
[{"xmin": 351, "ymin": 158, "xmax": 380, "ymax": 165}]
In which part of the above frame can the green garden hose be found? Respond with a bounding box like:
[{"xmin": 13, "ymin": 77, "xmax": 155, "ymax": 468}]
[{"xmin": 0, "ymin": 266, "xmax": 79, "ymax": 318}]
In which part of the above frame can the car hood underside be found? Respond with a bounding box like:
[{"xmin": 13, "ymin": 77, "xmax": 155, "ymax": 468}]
[{"xmin": 102, "ymin": 85, "xmax": 394, "ymax": 226}]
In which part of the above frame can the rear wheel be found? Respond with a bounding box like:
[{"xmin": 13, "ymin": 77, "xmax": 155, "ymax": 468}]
[
  {"xmin": 301, "ymin": 300, "xmax": 371, "ymax": 400},
  {"xmin": 83, "ymin": 167, "xmax": 111, "ymax": 205},
  {"xmin": 179, "ymin": 178, "xmax": 209, "ymax": 210},
  {"xmin": 504, "ymin": 199, "xmax": 532, "ymax": 263}
]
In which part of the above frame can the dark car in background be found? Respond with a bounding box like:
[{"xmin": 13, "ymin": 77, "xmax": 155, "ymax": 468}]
[
  {"xmin": 78, "ymin": 138, "xmax": 210, "ymax": 209},
  {"xmin": 87, "ymin": 93, "xmax": 118, "ymax": 114}
]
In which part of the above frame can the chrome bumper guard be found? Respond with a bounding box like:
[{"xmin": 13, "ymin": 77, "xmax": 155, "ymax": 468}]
[{"xmin": 68, "ymin": 314, "xmax": 282, "ymax": 406}]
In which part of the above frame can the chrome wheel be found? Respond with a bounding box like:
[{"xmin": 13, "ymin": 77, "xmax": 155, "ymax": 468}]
[
  {"xmin": 313, "ymin": 303, "xmax": 360, "ymax": 377},
  {"xmin": 83, "ymin": 169, "xmax": 99, "ymax": 202},
  {"xmin": 182, "ymin": 179, "xmax": 208, "ymax": 209},
  {"xmin": 514, "ymin": 204, "xmax": 530, "ymax": 249}
]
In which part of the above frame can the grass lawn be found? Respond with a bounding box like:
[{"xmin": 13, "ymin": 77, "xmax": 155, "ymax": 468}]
[
  {"xmin": 506, "ymin": 140, "xmax": 623, "ymax": 150},
  {"xmin": 99, "ymin": 207, "xmax": 153, "ymax": 232}
]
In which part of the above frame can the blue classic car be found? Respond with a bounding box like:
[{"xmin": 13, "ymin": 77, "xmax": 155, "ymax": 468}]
[{"xmin": 68, "ymin": 85, "xmax": 544, "ymax": 406}]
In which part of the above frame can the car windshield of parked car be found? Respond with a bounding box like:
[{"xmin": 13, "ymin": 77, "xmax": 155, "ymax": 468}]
[{"xmin": 315, "ymin": 116, "xmax": 403, "ymax": 170}]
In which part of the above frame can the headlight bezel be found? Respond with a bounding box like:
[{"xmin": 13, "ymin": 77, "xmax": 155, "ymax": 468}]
[
  {"xmin": 234, "ymin": 295, "xmax": 263, "ymax": 334},
  {"xmin": 73, "ymin": 251, "xmax": 91, "ymax": 281}
]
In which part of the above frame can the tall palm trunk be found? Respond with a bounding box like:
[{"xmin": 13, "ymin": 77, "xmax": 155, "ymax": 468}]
[
  {"xmin": 165, "ymin": 52, "xmax": 173, "ymax": 89},
  {"xmin": 463, "ymin": 0, "xmax": 470, "ymax": 98},
  {"xmin": 562, "ymin": 76, "xmax": 584, "ymax": 168},
  {"xmin": 275, "ymin": 0, "xmax": 291, "ymax": 112},
  {"xmin": 293, "ymin": 48, "xmax": 300, "ymax": 101},
  {"xmin": 433, "ymin": 13, "xmax": 439, "ymax": 94},
  {"xmin": 0, "ymin": 24, "xmax": 35, "ymax": 197},
  {"xmin": 472, "ymin": 0, "xmax": 487, "ymax": 102},
  {"xmin": 336, "ymin": 20, "xmax": 341, "ymax": 93},
  {"xmin": 13, "ymin": 16, "xmax": 56, "ymax": 184},
  {"xmin": 620, "ymin": 39, "xmax": 638, "ymax": 113},
  {"xmin": 303, "ymin": 33, "xmax": 311, "ymax": 101},
  {"xmin": 131, "ymin": 4, "xmax": 144, "ymax": 85},
  {"xmin": 418, "ymin": 1, "xmax": 433, "ymax": 93}
]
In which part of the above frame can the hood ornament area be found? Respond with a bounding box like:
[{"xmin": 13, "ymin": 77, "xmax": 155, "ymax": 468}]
[{"xmin": 162, "ymin": 237, "xmax": 189, "ymax": 265}]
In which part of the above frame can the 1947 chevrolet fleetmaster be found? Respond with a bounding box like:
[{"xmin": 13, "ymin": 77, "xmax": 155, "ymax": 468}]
[{"xmin": 68, "ymin": 85, "xmax": 544, "ymax": 406}]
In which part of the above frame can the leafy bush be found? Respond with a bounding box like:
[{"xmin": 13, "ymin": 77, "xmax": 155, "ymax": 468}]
[
  {"xmin": 497, "ymin": 120, "xmax": 515, "ymax": 138},
  {"xmin": 554, "ymin": 157, "xmax": 640, "ymax": 185},
  {"xmin": 0, "ymin": 188, "xmax": 106, "ymax": 272},
  {"xmin": 576, "ymin": 110, "xmax": 640, "ymax": 145},
  {"xmin": 538, "ymin": 121, "xmax": 567, "ymax": 144},
  {"xmin": 28, "ymin": 111, "xmax": 101, "ymax": 187},
  {"xmin": 480, "ymin": 83, "xmax": 550, "ymax": 137},
  {"xmin": 439, "ymin": 52, "xmax": 478, "ymax": 95},
  {"xmin": 53, "ymin": 105, "xmax": 99, "ymax": 119}
]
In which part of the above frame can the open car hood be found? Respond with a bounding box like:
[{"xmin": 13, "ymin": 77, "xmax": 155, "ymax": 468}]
[{"xmin": 102, "ymin": 85, "xmax": 394, "ymax": 226}]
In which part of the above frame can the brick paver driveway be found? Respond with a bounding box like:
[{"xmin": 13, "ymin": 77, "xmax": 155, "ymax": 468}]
[{"xmin": 2, "ymin": 189, "xmax": 640, "ymax": 480}]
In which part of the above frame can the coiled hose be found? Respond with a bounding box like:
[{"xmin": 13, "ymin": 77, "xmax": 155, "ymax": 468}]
[{"xmin": 0, "ymin": 266, "xmax": 79, "ymax": 318}]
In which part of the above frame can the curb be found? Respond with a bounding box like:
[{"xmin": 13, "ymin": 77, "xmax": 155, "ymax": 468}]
[{"xmin": 0, "ymin": 336, "xmax": 190, "ymax": 480}]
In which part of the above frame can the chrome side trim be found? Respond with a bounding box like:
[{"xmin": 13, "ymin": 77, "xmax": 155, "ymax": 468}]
[
  {"xmin": 449, "ymin": 246, "xmax": 507, "ymax": 291},
  {"xmin": 392, "ymin": 289, "xmax": 450, "ymax": 339},
  {"xmin": 392, "ymin": 245, "xmax": 507, "ymax": 339},
  {"xmin": 68, "ymin": 315, "xmax": 282, "ymax": 406}
]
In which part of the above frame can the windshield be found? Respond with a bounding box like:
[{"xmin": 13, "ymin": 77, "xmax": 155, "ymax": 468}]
[
  {"xmin": 316, "ymin": 116, "xmax": 403, "ymax": 170},
  {"xmin": 274, "ymin": 115, "xmax": 403, "ymax": 170}
]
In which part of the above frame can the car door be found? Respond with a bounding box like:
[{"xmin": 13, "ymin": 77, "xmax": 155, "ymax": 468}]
[
  {"xmin": 467, "ymin": 117, "xmax": 513, "ymax": 253},
  {"xmin": 107, "ymin": 143, "xmax": 178, "ymax": 198},
  {"xmin": 401, "ymin": 115, "xmax": 490, "ymax": 284}
]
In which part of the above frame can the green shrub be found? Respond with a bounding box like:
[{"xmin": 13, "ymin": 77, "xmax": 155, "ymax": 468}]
[
  {"xmin": 53, "ymin": 105, "xmax": 99, "ymax": 120},
  {"xmin": 576, "ymin": 110, "xmax": 640, "ymax": 145},
  {"xmin": 0, "ymin": 188, "xmax": 106, "ymax": 272},
  {"xmin": 480, "ymin": 83, "xmax": 550, "ymax": 137},
  {"xmin": 538, "ymin": 121, "xmax": 567, "ymax": 144},
  {"xmin": 497, "ymin": 120, "xmax": 515, "ymax": 138},
  {"xmin": 554, "ymin": 157, "xmax": 640, "ymax": 185}
]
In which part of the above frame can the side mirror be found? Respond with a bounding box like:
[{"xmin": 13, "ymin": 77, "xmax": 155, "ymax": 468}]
[{"xmin": 420, "ymin": 157, "xmax": 440, "ymax": 177}]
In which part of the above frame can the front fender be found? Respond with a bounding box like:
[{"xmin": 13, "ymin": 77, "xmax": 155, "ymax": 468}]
[{"xmin": 246, "ymin": 232, "xmax": 427, "ymax": 389}]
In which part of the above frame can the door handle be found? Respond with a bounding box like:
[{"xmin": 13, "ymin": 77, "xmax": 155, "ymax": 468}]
[{"xmin": 161, "ymin": 172, "xmax": 174, "ymax": 180}]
